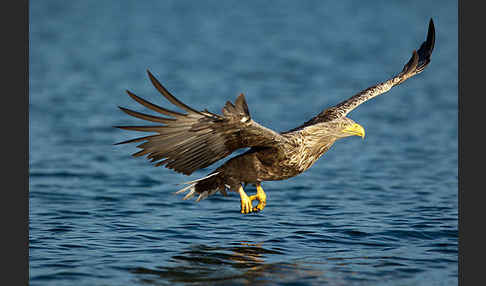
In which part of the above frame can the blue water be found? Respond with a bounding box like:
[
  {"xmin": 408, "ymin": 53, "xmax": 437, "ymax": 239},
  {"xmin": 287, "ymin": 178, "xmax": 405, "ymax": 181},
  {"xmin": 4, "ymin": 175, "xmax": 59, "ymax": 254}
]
[{"xmin": 30, "ymin": 1, "xmax": 457, "ymax": 285}]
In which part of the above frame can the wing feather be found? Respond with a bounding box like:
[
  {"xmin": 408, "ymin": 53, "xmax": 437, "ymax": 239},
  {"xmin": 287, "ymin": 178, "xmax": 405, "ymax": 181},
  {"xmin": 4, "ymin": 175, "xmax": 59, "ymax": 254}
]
[
  {"xmin": 125, "ymin": 89, "xmax": 185, "ymax": 118},
  {"xmin": 307, "ymin": 18, "xmax": 435, "ymax": 124},
  {"xmin": 116, "ymin": 71, "xmax": 287, "ymax": 175},
  {"xmin": 147, "ymin": 70, "xmax": 204, "ymax": 115},
  {"xmin": 118, "ymin": 107, "xmax": 175, "ymax": 124}
]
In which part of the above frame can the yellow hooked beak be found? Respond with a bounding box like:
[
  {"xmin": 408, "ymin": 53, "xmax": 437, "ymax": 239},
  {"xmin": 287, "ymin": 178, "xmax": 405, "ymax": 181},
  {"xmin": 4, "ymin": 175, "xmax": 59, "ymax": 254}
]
[{"xmin": 342, "ymin": 123, "xmax": 365, "ymax": 139}]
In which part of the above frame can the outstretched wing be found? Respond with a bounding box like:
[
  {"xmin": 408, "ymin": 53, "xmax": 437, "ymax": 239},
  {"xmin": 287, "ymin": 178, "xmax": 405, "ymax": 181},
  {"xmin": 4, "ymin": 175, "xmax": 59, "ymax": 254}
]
[
  {"xmin": 307, "ymin": 18, "xmax": 435, "ymax": 124},
  {"xmin": 115, "ymin": 70, "xmax": 287, "ymax": 175}
]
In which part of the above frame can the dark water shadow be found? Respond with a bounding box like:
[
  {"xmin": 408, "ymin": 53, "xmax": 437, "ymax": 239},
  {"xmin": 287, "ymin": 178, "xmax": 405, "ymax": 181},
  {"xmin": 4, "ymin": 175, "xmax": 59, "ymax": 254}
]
[{"xmin": 129, "ymin": 242, "xmax": 323, "ymax": 285}]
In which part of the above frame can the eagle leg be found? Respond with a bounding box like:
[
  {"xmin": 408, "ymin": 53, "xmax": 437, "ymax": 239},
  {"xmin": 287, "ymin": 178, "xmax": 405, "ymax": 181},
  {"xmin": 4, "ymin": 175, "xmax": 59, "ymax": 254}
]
[
  {"xmin": 249, "ymin": 183, "xmax": 267, "ymax": 212},
  {"xmin": 238, "ymin": 184, "xmax": 254, "ymax": 214}
]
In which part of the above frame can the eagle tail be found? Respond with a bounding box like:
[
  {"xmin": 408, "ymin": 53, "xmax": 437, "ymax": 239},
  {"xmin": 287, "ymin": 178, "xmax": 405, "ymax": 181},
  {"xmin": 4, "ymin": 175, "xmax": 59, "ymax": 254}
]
[{"xmin": 174, "ymin": 171, "xmax": 227, "ymax": 202}]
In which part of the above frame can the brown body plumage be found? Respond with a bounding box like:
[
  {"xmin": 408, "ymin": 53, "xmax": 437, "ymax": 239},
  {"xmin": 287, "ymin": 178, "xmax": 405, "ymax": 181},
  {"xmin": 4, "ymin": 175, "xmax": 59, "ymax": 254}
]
[{"xmin": 115, "ymin": 19, "xmax": 435, "ymax": 213}]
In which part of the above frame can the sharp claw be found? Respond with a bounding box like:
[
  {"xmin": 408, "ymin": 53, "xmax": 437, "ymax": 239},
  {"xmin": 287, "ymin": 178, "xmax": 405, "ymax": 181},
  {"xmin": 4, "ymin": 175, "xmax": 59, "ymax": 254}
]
[{"xmin": 241, "ymin": 200, "xmax": 253, "ymax": 214}]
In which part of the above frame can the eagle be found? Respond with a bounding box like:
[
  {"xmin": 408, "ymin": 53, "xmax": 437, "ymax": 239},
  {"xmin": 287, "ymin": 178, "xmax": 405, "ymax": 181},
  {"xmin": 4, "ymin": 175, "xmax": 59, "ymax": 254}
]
[{"xmin": 115, "ymin": 19, "xmax": 435, "ymax": 214}]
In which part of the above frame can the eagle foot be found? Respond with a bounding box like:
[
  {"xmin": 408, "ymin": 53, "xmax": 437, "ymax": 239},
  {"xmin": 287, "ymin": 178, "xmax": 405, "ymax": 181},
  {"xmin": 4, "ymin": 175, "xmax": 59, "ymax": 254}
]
[
  {"xmin": 240, "ymin": 193, "xmax": 253, "ymax": 214},
  {"xmin": 238, "ymin": 184, "xmax": 267, "ymax": 214},
  {"xmin": 249, "ymin": 184, "xmax": 267, "ymax": 212},
  {"xmin": 238, "ymin": 188, "xmax": 254, "ymax": 214}
]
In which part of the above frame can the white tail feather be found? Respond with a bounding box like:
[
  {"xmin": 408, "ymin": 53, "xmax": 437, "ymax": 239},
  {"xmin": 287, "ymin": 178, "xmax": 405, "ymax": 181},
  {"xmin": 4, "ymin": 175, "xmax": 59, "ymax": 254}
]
[
  {"xmin": 178, "ymin": 172, "xmax": 220, "ymax": 185},
  {"xmin": 174, "ymin": 172, "xmax": 221, "ymax": 202},
  {"xmin": 175, "ymin": 184, "xmax": 194, "ymax": 195},
  {"xmin": 196, "ymin": 192, "xmax": 208, "ymax": 202},
  {"xmin": 183, "ymin": 187, "xmax": 196, "ymax": 200}
]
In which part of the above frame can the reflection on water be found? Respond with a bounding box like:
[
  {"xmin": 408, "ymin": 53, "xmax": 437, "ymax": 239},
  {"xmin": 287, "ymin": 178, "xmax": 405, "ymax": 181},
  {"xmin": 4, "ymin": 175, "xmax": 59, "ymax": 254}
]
[
  {"xmin": 129, "ymin": 238, "xmax": 453, "ymax": 285},
  {"xmin": 131, "ymin": 242, "xmax": 323, "ymax": 285}
]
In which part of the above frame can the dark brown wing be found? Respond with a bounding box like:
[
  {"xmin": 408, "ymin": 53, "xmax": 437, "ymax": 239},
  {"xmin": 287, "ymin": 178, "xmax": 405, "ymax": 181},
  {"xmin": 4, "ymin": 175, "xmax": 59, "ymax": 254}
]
[
  {"xmin": 305, "ymin": 18, "xmax": 435, "ymax": 125},
  {"xmin": 115, "ymin": 70, "xmax": 287, "ymax": 175}
]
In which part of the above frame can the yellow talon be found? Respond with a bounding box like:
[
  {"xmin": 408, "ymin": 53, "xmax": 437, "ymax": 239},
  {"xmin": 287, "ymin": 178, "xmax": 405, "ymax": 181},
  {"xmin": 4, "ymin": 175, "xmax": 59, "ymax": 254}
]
[
  {"xmin": 254, "ymin": 183, "xmax": 267, "ymax": 211},
  {"xmin": 248, "ymin": 184, "xmax": 267, "ymax": 212},
  {"xmin": 238, "ymin": 185, "xmax": 253, "ymax": 214},
  {"xmin": 238, "ymin": 184, "xmax": 267, "ymax": 214}
]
